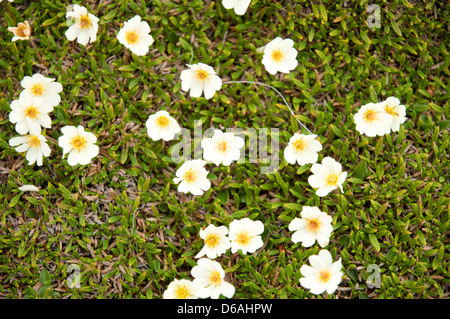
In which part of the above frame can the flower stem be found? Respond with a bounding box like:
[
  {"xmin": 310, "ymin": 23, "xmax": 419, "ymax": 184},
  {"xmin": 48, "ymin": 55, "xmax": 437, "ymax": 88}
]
[
  {"xmin": 29, "ymin": 37, "xmax": 46, "ymax": 67},
  {"xmin": 222, "ymin": 80, "xmax": 313, "ymax": 135},
  {"xmin": 124, "ymin": 47, "xmax": 130, "ymax": 64}
]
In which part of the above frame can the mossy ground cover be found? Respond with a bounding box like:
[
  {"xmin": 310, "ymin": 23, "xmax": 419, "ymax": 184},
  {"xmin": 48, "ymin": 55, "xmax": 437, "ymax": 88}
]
[{"xmin": 0, "ymin": 0, "xmax": 448, "ymax": 299}]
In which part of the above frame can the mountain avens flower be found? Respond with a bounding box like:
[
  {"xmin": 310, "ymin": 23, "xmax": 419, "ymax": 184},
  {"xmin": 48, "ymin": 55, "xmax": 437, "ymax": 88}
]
[
  {"xmin": 9, "ymin": 96, "xmax": 53, "ymax": 135},
  {"xmin": 201, "ymin": 129, "xmax": 244, "ymax": 166},
  {"xmin": 284, "ymin": 133, "xmax": 322, "ymax": 166},
  {"xmin": 117, "ymin": 15, "xmax": 154, "ymax": 56},
  {"xmin": 222, "ymin": 0, "xmax": 251, "ymax": 15},
  {"xmin": 288, "ymin": 206, "xmax": 333, "ymax": 247},
  {"xmin": 58, "ymin": 125, "xmax": 99, "ymax": 166},
  {"xmin": 300, "ymin": 250, "xmax": 343, "ymax": 295},
  {"xmin": 173, "ymin": 160, "xmax": 211, "ymax": 196},
  {"xmin": 353, "ymin": 102, "xmax": 393, "ymax": 137},
  {"xmin": 381, "ymin": 96, "xmax": 407, "ymax": 132},
  {"xmin": 180, "ymin": 63, "xmax": 222, "ymax": 99},
  {"xmin": 65, "ymin": 4, "xmax": 99, "ymax": 46},
  {"xmin": 8, "ymin": 21, "xmax": 31, "ymax": 41},
  {"xmin": 9, "ymin": 129, "xmax": 51, "ymax": 166},
  {"xmin": 308, "ymin": 157, "xmax": 347, "ymax": 197},
  {"xmin": 19, "ymin": 73, "xmax": 63, "ymax": 107},
  {"xmin": 229, "ymin": 218, "xmax": 264, "ymax": 254},
  {"xmin": 163, "ymin": 279, "xmax": 198, "ymax": 299},
  {"xmin": 195, "ymin": 224, "xmax": 231, "ymax": 259},
  {"xmin": 145, "ymin": 110, "xmax": 181, "ymax": 141},
  {"xmin": 191, "ymin": 258, "xmax": 235, "ymax": 299},
  {"xmin": 262, "ymin": 37, "xmax": 298, "ymax": 75}
]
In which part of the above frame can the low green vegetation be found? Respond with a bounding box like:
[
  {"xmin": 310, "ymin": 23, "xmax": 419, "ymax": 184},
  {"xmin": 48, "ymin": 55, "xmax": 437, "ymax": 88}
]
[{"xmin": 0, "ymin": 0, "xmax": 448, "ymax": 299}]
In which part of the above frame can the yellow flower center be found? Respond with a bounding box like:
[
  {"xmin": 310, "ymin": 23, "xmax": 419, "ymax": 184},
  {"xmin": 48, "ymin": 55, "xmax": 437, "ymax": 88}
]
[
  {"xmin": 183, "ymin": 169, "xmax": 196, "ymax": 184},
  {"xmin": 28, "ymin": 135, "xmax": 41, "ymax": 148},
  {"xmin": 363, "ymin": 109, "xmax": 377, "ymax": 122},
  {"xmin": 326, "ymin": 173, "xmax": 339, "ymax": 187},
  {"xmin": 384, "ymin": 105, "xmax": 398, "ymax": 117},
  {"xmin": 318, "ymin": 270, "xmax": 331, "ymax": 283},
  {"xmin": 205, "ymin": 233, "xmax": 220, "ymax": 248},
  {"xmin": 236, "ymin": 231, "xmax": 251, "ymax": 246},
  {"xmin": 71, "ymin": 135, "xmax": 87, "ymax": 151},
  {"xmin": 156, "ymin": 116, "xmax": 170, "ymax": 128},
  {"xmin": 25, "ymin": 106, "xmax": 39, "ymax": 119},
  {"xmin": 31, "ymin": 84, "xmax": 44, "ymax": 97},
  {"xmin": 175, "ymin": 285, "xmax": 190, "ymax": 299},
  {"xmin": 217, "ymin": 141, "xmax": 227, "ymax": 153},
  {"xmin": 196, "ymin": 69, "xmax": 209, "ymax": 80},
  {"xmin": 209, "ymin": 271, "xmax": 222, "ymax": 286},
  {"xmin": 272, "ymin": 49, "xmax": 283, "ymax": 62},
  {"xmin": 17, "ymin": 23, "xmax": 31, "ymax": 37},
  {"xmin": 293, "ymin": 138, "xmax": 305, "ymax": 152},
  {"xmin": 126, "ymin": 30, "xmax": 139, "ymax": 44},
  {"xmin": 79, "ymin": 14, "xmax": 92, "ymax": 29},
  {"xmin": 307, "ymin": 218, "xmax": 320, "ymax": 232}
]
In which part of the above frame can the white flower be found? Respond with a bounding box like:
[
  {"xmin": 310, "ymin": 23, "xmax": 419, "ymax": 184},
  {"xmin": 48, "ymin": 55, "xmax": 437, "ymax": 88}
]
[
  {"xmin": 191, "ymin": 258, "xmax": 235, "ymax": 299},
  {"xmin": 201, "ymin": 129, "xmax": 244, "ymax": 166},
  {"xmin": 353, "ymin": 102, "xmax": 393, "ymax": 137},
  {"xmin": 180, "ymin": 63, "xmax": 222, "ymax": 99},
  {"xmin": 300, "ymin": 250, "xmax": 343, "ymax": 295},
  {"xmin": 18, "ymin": 185, "xmax": 40, "ymax": 192},
  {"xmin": 117, "ymin": 15, "xmax": 154, "ymax": 56},
  {"xmin": 145, "ymin": 110, "xmax": 181, "ymax": 141},
  {"xmin": 308, "ymin": 157, "xmax": 347, "ymax": 197},
  {"xmin": 9, "ymin": 96, "xmax": 52, "ymax": 135},
  {"xmin": 0, "ymin": 0, "xmax": 14, "ymax": 2},
  {"xmin": 19, "ymin": 73, "xmax": 63, "ymax": 107},
  {"xmin": 284, "ymin": 133, "xmax": 322, "ymax": 165},
  {"xmin": 222, "ymin": 0, "xmax": 251, "ymax": 15},
  {"xmin": 288, "ymin": 206, "xmax": 333, "ymax": 247},
  {"xmin": 381, "ymin": 96, "xmax": 407, "ymax": 132},
  {"xmin": 9, "ymin": 129, "xmax": 51, "ymax": 166},
  {"xmin": 229, "ymin": 218, "xmax": 264, "ymax": 254},
  {"xmin": 262, "ymin": 37, "xmax": 298, "ymax": 75},
  {"xmin": 7, "ymin": 21, "xmax": 31, "ymax": 41},
  {"xmin": 163, "ymin": 279, "xmax": 198, "ymax": 299},
  {"xmin": 173, "ymin": 160, "xmax": 211, "ymax": 196},
  {"xmin": 65, "ymin": 4, "xmax": 99, "ymax": 46},
  {"xmin": 195, "ymin": 225, "xmax": 231, "ymax": 259},
  {"xmin": 58, "ymin": 125, "xmax": 99, "ymax": 166}
]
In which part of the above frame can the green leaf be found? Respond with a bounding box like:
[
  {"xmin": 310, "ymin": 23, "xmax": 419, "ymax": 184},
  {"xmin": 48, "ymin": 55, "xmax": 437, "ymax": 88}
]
[
  {"xmin": 217, "ymin": 189, "xmax": 229, "ymax": 204},
  {"xmin": 38, "ymin": 285, "xmax": 53, "ymax": 298},
  {"xmin": 283, "ymin": 203, "xmax": 302, "ymax": 211},
  {"xmin": 369, "ymin": 85, "xmax": 378, "ymax": 103},
  {"xmin": 39, "ymin": 269, "xmax": 51, "ymax": 285},
  {"xmin": 9, "ymin": 194, "xmax": 21, "ymax": 208},
  {"xmin": 369, "ymin": 234, "xmax": 380, "ymax": 252},
  {"xmin": 353, "ymin": 160, "xmax": 368, "ymax": 180}
]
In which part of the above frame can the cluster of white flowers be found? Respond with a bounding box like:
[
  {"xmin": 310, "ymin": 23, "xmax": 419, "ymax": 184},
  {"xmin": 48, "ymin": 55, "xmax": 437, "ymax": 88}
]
[
  {"xmin": 4, "ymin": 0, "xmax": 411, "ymax": 299},
  {"xmin": 354, "ymin": 97, "xmax": 407, "ymax": 137},
  {"xmin": 288, "ymin": 206, "xmax": 343, "ymax": 294},
  {"xmin": 63, "ymin": 5, "xmax": 154, "ymax": 56},
  {"xmin": 164, "ymin": 218, "xmax": 264, "ymax": 299},
  {"xmin": 8, "ymin": 74, "xmax": 61, "ymax": 166},
  {"xmin": 172, "ymin": 129, "xmax": 245, "ymax": 196},
  {"xmin": 8, "ymin": 72, "xmax": 99, "ymax": 167}
]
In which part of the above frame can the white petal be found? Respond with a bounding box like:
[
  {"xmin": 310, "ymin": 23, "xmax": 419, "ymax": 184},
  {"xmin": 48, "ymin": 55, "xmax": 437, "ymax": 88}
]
[
  {"xmin": 19, "ymin": 185, "xmax": 40, "ymax": 192},
  {"xmin": 65, "ymin": 25, "xmax": 80, "ymax": 41},
  {"xmin": 315, "ymin": 185, "xmax": 336, "ymax": 197}
]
